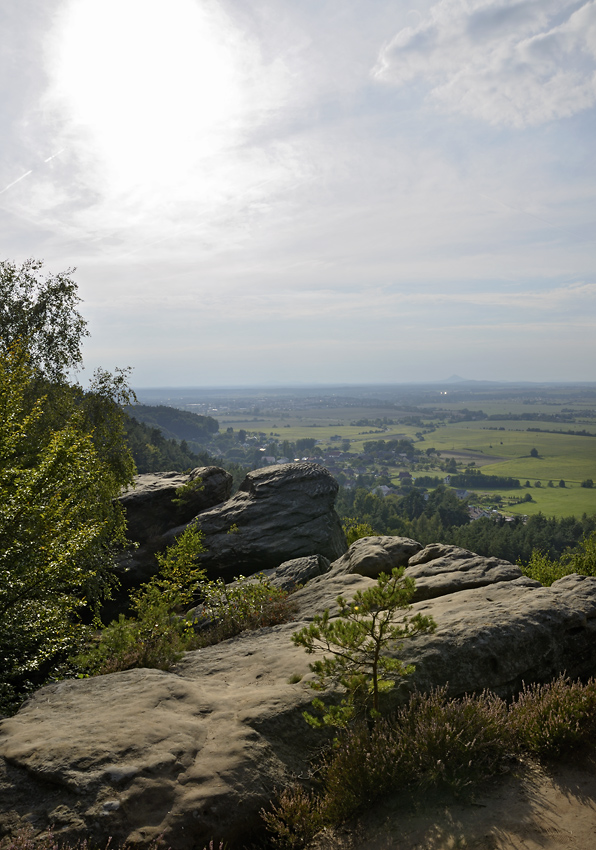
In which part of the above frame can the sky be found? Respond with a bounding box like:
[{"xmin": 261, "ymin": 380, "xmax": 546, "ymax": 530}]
[{"xmin": 1, "ymin": 0, "xmax": 596, "ymax": 386}]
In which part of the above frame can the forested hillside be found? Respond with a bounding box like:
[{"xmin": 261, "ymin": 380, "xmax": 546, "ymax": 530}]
[
  {"xmin": 123, "ymin": 404, "xmax": 218, "ymax": 443},
  {"xmin": 123, "ymin": 415, "xmax": 215, "ymax": 473}
]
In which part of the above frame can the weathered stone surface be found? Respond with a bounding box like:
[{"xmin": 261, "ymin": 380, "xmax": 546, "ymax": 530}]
[
  {"xmin": 330, "ymin": 535, "xmax": 422, "ymax": 578},
  {"xmin": 0, "ymin": 628, "xmax": 317, "ymax": 850},
  {"xmin": 120, "ymin": 467, "xmax": 233, "ymax": 541},
  {"xmin": 116, "ymin": 467, "xmax": 233, "ymax": 586},
  {"xmin": 408, "ymin": 543, "xmax": 478, "ymax": 566},
  {"xmin": 186, "ymin": 463, "xmax": 347, "ymax": 581},
  {"xmin": 2, "ymin": 543, "xmax": 596, "ymax": 849},
  {"xmin": 268, "ymin": 554, "xmax": 332, "ymax": 592},
  {"xmin": 395, "ymin": 574, "xmax": 596, "ymax": 700},
  {"xmin": 404, "ymin": 543, "xmax": 523, "ymax": 601}
]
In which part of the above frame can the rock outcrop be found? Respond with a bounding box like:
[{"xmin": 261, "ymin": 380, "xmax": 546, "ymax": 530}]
[
  {"xmin": 267, "ymin": 554, "xmax": 332, "ymax": 592},
  {"xmin": 330, "ymin": 535, "xmax": 422, "ymax": 577},
  {"xmin": 117, "ymin": 467, "xmax": 233, "ymax": 586},
  {"xmin": 186, "ymin": 463, "xmax": 347, "ymax": 580},
  {"xmin": 2, "ymin": 537, "xmax": 596, "ymax": 849}
]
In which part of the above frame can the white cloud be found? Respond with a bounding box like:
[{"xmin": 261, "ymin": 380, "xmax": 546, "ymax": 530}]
[{"xmin": 373, "ymin": 0, "xmax": 596, "ymax": 127}]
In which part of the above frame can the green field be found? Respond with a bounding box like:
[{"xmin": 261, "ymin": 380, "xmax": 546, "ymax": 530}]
[{"xmin": 181, "ymin": 387, "xmax": 596, "ymax": 520}]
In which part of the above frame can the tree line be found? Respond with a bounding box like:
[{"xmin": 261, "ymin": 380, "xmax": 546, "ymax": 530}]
[{"xmin": 337, "ymin": 485, "xmax": 596, "ymax": 563}]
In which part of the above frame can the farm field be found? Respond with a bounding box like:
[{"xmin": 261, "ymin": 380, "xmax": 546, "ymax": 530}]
[{"xmin": 135, "ymin": 382, "xmax": 596, "ymax": 520}]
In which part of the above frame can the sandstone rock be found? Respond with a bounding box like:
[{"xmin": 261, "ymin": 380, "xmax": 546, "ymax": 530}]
[
  {"xmin": 395, "ymin": 575, "xmax": 596, "ymax": 700},
  {"xmin": 408, "ymin": 543, "xmax": 478, "ymax": 566},
  {"xmin": 2, "ymin": 543, "xmax": 596, "ymax": 849},
  {"xmin": 120, "ymin": 467, "xmax": 233, "ymax": 541},
  {"xmin": 268, "ymin": 554, "xmax": 332, "ymax": 592},
  {"xmin": 330, "ymin": 535, "xmax": 422, "ymax": 578},
  {"xmin": 187, "ymin": 463, "xmax": 347, "ymax": 581},
  {"xmin": 116, "ymin": 467, "xmax": 233, "ymax": 586},
  {"xmin": 404, "ymin": 543, "xmax": 523, "ymax": 601}
]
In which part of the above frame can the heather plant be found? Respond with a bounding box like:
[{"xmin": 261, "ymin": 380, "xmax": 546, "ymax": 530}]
[
  {"xmin": 509, "ymin": 675, "xmax": 596, "ymax": 757},
  {"xmin": 292, "ymin": 568, "xmax": 436, "ymax": 727},
  {"xmin": 261, "ymin": 786, "xmax": 325, "ymax": 849},
  {"xmin": 263, "ymin": 677, "xmax": 596, "ymax": 847}
]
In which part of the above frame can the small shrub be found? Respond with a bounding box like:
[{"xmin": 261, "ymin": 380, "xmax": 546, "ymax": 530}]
[
  {"xmin": 172, "ymin": 476, "xmax": 204, "ymax": 507},
  {"xmin": 521, "ymin": 550, "xmax": 574, "ymax": 586},
  {"xmin": 564, "ymin": 530, "xmax": 596, "ymax": 577},
  {"xmin": 75, "ymin": 526, "xmax": 206, "ymax": 675},
  {"xmin": 261, "ymin": 785, "xmax": 324, "ymax": 849},
  {"xmin": 522, "ymin": 531, "xmax": 596, "ymax": 586},
  {"xmin": 341, "ymin": 518, "xmax": 378, "ymax": 546},
  {"xmin": 195, "ymin": 574, "xmax": 298, "ymax": 645}
]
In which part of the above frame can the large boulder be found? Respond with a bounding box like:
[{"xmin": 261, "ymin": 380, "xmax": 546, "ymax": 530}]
[
  {"xmin": 330, "ymin": 535, "xmax": 422, "ymax": 577},
  {"xmin": 2, "ymin": 542, "xmax": 596, "ymax": 849},
  {"xmin": 267, "ymin": 554, "xmax": 332, "ymax": 592},
  {"xmin": 120, "ymin": 467, "xmax": 233, "ymax": 541},
  {"xmin": 186, "ymin": 463, "xmax": 347, "ymax": 581},
  {"xmin": 116, "ymin": 467, "xmax": 233, "ymax": 586}
]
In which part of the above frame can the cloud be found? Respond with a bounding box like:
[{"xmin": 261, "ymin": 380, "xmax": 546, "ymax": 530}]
[{"xmin": 373, "ymin": 0, "xmax": 596, "ymax": 127}]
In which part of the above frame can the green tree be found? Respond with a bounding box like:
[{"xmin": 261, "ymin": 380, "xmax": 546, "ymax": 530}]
[
  {"xmin": 0, "ymin": 261, "xmax": 137, "ymax": 712},
  {"xmin": 0, "ymin": 259, "xmax": 88, "ymax": 381},
  {"xmin": 0, "ymin": 346, "xmax": 133, "ymax": 712},
  {"xmin": 292, "ymin": 569, "xmax": 436, "ymax": 727},
  {"xmin": 530, "ymin": 448, "xmax": 538, "ymax": 458}
]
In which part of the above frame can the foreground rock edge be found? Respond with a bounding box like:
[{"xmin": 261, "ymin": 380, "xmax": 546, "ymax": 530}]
[{"xmin": 1, "ymin": 539, "xmax": 596, "ymax": 849}]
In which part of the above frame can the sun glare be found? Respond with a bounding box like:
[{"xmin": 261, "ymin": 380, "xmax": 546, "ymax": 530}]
[{"xmin": 48, "ymin": 0, "xmax": 256, "ymax": 194}]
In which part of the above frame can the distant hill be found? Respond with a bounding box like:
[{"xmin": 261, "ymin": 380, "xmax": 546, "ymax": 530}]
[
  {"xmin": 123, "ymin": 415, "xmax": 216, "ymax": 474},
  {"xmin": 124, "ymin": 404, "xmax": 219, "ymax": 443}
]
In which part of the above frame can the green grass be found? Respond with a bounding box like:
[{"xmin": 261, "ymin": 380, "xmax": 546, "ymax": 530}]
[{"xmin": 430, "ymin": 425, "xmax": 596, "ymax": 481}]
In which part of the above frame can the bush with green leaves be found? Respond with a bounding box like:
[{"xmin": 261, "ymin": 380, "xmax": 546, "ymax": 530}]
[
  {"xmin": 341, "ymin": 517, "xmax": 378, "ymax": 546},
  {"xmin": 292, "ymin": 568, "xmax": 436, "ymax": 728},
  {"xmin": 75, "ymin": 525, "xmax": 207, "ymax": 675},
  {"xmin": 196, "ymin": 573, "xmax": 298, "ymax": 645},
  {"xmin": 522, "ymin": 529, "xmax": 596, "ymax": 586},
  {"xmin": 76, "ymin": 528, "xmax": 297, "ymax": 675}
]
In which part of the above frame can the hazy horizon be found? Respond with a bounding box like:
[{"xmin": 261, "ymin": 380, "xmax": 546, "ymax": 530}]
[{"xmin": 2, "ymin": 1, "xmax": 595, "ymax": 385}]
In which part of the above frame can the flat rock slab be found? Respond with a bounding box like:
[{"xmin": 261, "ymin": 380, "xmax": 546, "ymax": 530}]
[{"xmin": 0, "ymin": 626, "xmax": 318, "ymax": 850}]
